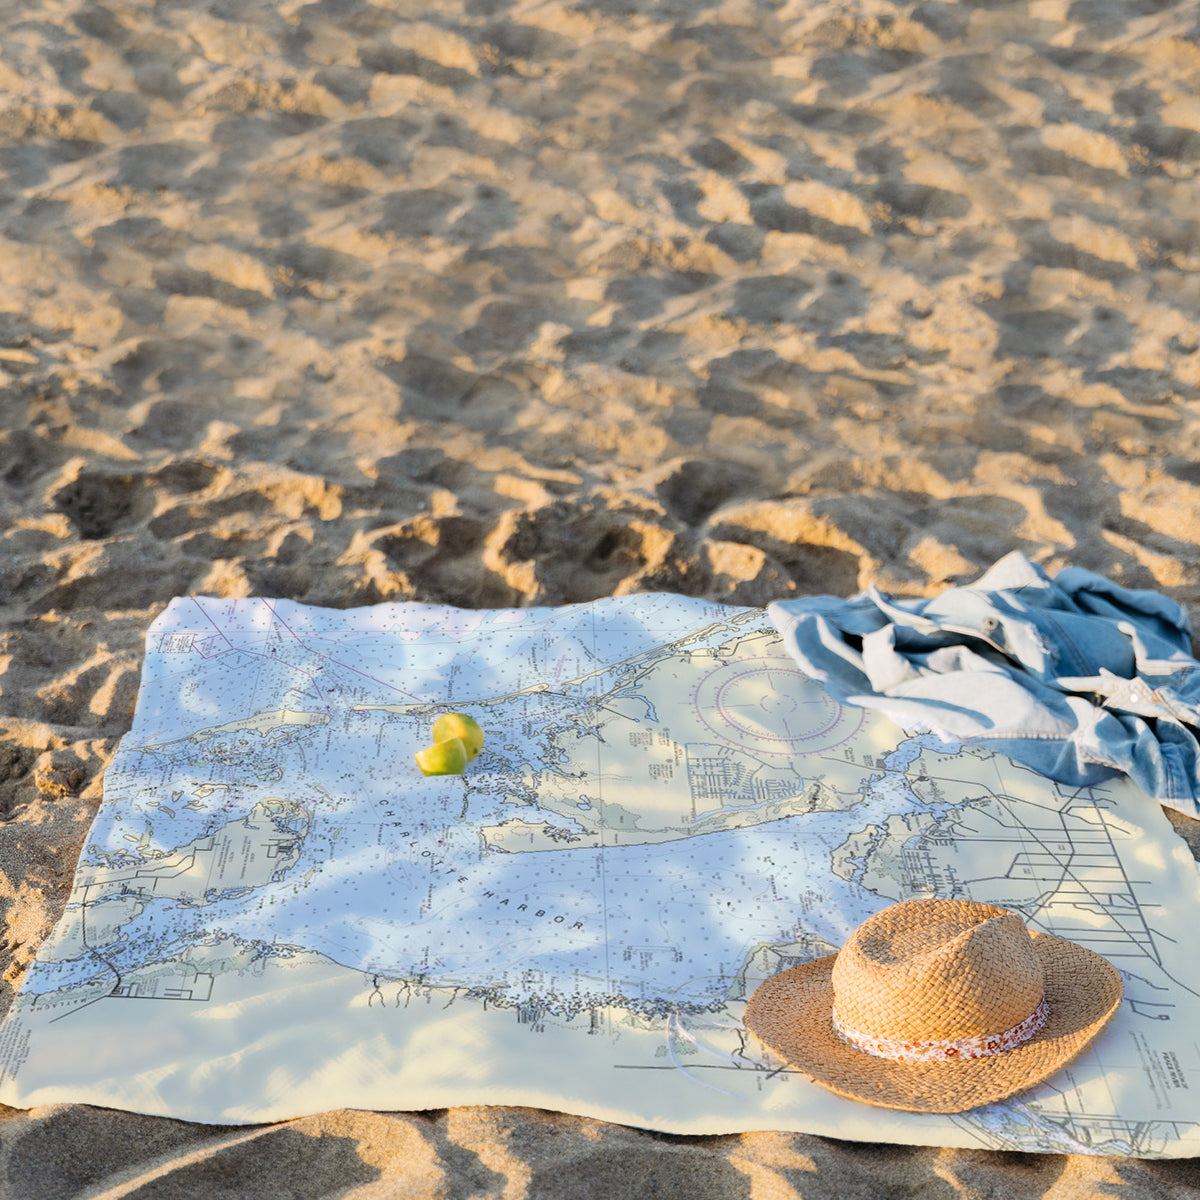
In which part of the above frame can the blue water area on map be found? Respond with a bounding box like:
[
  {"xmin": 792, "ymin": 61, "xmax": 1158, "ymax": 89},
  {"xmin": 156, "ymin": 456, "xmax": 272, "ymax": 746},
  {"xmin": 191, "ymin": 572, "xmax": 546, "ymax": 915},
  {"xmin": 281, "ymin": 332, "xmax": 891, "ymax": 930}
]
[
  {"xmin": 883, "ymin": 731, "xmax": 962, "ymax": 771},
  {"xmin": 28, "ymin": 736, "xmax": 954, "ymax": 1018}
]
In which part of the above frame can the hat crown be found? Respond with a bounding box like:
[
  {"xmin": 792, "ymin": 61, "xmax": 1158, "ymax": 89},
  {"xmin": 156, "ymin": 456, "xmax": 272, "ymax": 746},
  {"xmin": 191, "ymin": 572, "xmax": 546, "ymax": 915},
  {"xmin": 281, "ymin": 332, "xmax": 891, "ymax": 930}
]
[{"xmin": 831, "ymin": 899, "xmax": 1045, "ymax": 1041}]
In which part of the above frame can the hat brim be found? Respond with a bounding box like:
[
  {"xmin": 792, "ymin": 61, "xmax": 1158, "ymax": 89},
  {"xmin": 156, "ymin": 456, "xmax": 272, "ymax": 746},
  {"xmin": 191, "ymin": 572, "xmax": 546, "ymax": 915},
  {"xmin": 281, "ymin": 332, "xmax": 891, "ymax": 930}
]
[{"xmin": 744, "ymin": 930, "xmax": 1123, "ymax": 1113}]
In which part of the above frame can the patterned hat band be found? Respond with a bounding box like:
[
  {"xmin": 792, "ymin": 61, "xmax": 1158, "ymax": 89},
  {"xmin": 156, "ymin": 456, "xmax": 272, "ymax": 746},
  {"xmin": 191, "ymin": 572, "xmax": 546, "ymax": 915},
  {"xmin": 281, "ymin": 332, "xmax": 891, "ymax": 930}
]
[{"xmin": 831, "ymin": 995, "xmax": 1050, "ymax": 1063}]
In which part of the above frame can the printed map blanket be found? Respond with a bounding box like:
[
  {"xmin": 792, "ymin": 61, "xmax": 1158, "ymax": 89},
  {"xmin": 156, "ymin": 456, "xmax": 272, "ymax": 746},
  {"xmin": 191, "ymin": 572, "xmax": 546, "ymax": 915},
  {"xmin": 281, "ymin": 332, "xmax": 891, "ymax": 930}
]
[{"xmin": 1, "ymin": 595, "xmax": 1199, "ymax": 1157}]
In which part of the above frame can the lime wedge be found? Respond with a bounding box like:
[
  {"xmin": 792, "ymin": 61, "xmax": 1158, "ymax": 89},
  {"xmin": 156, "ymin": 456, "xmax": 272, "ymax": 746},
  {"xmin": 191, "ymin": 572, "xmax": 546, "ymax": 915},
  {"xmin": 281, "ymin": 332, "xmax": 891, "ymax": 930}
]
[{"xmin": 415, "ymin": 737, "xmax": 468, "ymax": 776}]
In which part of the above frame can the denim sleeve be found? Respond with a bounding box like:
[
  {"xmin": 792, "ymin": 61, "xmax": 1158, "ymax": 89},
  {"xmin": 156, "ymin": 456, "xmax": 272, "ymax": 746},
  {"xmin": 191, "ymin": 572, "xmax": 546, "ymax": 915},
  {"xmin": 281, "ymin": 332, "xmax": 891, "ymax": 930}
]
[{"xmin": 767, "ymin": 551, "xmax": 1200, "ymax": 814}]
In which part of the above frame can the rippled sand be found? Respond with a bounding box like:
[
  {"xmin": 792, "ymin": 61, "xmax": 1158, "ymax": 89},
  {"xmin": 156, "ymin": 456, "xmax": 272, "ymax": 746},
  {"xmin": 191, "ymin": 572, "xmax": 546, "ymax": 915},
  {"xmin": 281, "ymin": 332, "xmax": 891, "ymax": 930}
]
[{"xmin": 1, "ymin": 0, "xmax": 1199, "ymax": 1193}]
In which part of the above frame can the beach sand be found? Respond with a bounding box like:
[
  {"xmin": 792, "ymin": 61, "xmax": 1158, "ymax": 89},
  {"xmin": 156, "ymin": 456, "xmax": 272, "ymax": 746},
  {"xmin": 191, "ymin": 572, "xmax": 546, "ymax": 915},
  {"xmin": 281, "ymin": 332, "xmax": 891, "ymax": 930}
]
[{"xmin": 1, "ymin": 0, "xmax": 1199, "ymax": 1193}]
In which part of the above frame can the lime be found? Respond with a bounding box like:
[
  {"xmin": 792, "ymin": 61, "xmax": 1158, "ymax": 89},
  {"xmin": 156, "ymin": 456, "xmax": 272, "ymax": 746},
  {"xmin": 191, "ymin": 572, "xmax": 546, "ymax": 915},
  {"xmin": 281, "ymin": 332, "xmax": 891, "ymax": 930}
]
[
  {"xmin": 431, "ymin": 712, "xmax": 484, "ymax": 760},
  {"xmin": 415, "ymin": 737, "xmax": 469, "ymax": 776}
]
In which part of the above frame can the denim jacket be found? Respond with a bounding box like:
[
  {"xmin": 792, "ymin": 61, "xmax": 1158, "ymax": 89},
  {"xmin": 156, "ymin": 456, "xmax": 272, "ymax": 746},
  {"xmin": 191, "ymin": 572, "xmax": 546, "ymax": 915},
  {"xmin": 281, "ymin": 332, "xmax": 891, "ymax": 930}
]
[{"xmin": 768, "ymin": 552, "xmax": 1200, "ymax": 813}]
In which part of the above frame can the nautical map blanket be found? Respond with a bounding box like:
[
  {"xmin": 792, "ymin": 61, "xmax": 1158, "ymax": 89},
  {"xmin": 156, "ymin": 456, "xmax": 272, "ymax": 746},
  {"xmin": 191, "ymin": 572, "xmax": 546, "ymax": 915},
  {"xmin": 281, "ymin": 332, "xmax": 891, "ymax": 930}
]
[{"xmin": 1, "ymin": 595, "xmax": 1200, "ymax": 1157}]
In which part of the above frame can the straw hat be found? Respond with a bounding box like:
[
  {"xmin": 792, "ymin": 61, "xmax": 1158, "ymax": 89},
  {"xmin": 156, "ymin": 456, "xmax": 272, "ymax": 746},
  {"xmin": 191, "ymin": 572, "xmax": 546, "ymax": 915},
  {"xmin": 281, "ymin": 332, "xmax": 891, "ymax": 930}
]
[{"xmin": 744, "ymin": 898, "xmax": 1123, "ymax": 1113}]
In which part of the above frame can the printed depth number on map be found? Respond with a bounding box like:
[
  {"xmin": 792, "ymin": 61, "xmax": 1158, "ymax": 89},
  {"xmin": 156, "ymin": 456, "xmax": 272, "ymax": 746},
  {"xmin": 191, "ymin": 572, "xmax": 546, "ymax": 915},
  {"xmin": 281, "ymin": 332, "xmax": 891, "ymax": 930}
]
[{"xmin": 1, "ymin": 595, "xmax": 1199, "ymax": 1157}]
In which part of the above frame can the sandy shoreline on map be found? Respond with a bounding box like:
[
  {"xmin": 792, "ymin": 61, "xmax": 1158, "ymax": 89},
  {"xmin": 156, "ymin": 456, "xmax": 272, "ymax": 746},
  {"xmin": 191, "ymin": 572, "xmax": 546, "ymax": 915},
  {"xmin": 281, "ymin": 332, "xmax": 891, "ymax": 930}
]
[{"xmin": 2, "ymin": 0, "xmax": 1200, "ymax": 1194}]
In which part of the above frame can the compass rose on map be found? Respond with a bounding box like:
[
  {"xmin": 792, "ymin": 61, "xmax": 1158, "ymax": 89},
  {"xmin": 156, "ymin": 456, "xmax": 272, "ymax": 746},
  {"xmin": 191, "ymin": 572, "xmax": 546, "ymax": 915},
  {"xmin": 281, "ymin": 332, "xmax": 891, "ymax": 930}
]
[{"xmin": 691, "ymin": 654, "xmax": 863, "ymax": 758}]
